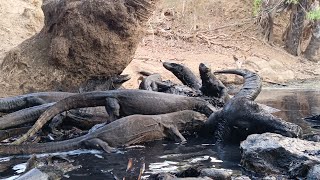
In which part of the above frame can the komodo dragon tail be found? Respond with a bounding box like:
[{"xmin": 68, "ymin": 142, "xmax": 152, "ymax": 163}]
[
  {"xmin": 214, "ymin": 69, "xmax": 262, "ymax": 101},
  {"xmin": 11, "ymin": 92, "xmax": 107, "ymax": 145},
  {"xmin": 0, "ymin": 136, "xmax": 86, "ymax": 155}
]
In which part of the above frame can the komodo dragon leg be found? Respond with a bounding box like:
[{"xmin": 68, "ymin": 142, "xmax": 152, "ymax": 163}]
[
  {"xmin": 164, "ymin": 125, "xmax": 187, "ymax": 143},
  {"xmin": 167, "ymin": 126, "xmax": 187, "ymax": 143},
  {"xmin": 83, "ymin": 138, "xmax": 116, "ymax": 153},
  {"xmin": 151, "ymin": 81, "xmax": 158, "ymax": 91},
  {"xmin": 105, "ymin": 97, "xmax": 120, "ymax": 122},
  {"xmin": 48, "ymin": 112, "xmax": 67, "ymax": 135}
]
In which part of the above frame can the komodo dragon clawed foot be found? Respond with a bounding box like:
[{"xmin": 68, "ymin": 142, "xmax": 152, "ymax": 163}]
[
  {"xmin": 83, "ymin": 138, "xmax": 117, "ymax": 153},
  {"xmin": 165, "ymin": 126, "xmax": 187, "ymax": 143}
]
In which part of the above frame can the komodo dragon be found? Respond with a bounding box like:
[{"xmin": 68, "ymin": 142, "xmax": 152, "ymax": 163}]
[
  {"xmin": 163, "ymin": 62, "xmax": 202, "ymax": 90},
  {"xmin": 138, "ymin": 73, "xmax": 162, "ymax": 91},
  {"xmin": 0, "ymin": 74, "xmax": 131, "ymax": 113},
  {"xmin": 0, "ymin": 75, "xmax": 131, "ymax": 131},
  {"xmin": 0, "ymin": 103, "xmax": 55, "ymax": 130},
  {"xmin": 0, "ymin": 92, "xmax": 75, "ymax": 113},
  {"xmin": 0, "ymin": 110, "xmax": 207, "ymax": 155},
  {"xmin": 0, "ymin": 126, "xmax": 31, "ymax": 141},
  {"xmin": 139, "ymin": 73, "xmax": 202, "ymax": 97},
  {"xmin": 206, "ymin": 69, "xmax": 302, "ymax": 147},
  {"xmin": 12, "ymin": 89, "xmax": 217, "ymax": 145},
  {"xmin": 214, "ymin": 69, "xmax": 262, "ymax": 101},
  {"xmin": 199, "ymin": 63, "xmax": 229, "ymax": 101}
]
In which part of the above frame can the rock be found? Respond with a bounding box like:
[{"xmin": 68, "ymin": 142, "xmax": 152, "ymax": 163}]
[
  {"xmin": 278, "ymin": 70, "xmax": 295, "ymax": 81},
  {"xmin": 16, "ymin": 168, "xmax": 49, "ymax": 180},
  {"xmin": 0, "ymin": 0, "xmax": 159, "ymax": 95},
  {"xmin": 200, "ymin": 168, "xmax": 232, "ymax": 180},
  {"xmin": 240, "ymin": 133, "xmax": 320, "ymax": 178},
  {"xmin": 244, "ymin": 57, "xmax": 270, "ymax": 70},
  {"xmin": 151, "ymin": 173, "xmax": 212, "ymax": 180},
  {"xmin": 232, "ymin": 175, "xmax": 251, "ymax": 180},
  {"xmin": 17, "ymin": 155, "xmax": 80, "ymax": 180},
  {"xmin": 244, "ymin": 57, "xmax": 295, "ymax": 83},
  {"xmin": 261, "ymin": 175, "xmax": 288, "ymax": 180},
  {"xmin": 307, "ymin": 164, "xmax": 320, "ymax": 179}
]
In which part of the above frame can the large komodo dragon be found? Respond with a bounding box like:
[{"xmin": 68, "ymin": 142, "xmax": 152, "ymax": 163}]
[
  {"xmin": 12, "ymin": 90, "xmax": 217, "ymax": 144},
  {"xmin": 0, "ymin": 74, "xmax": 130, "ymax": 113},
  {"xmin": 0, "ymin": 75, "xmax": 131, "ymax": 131},
  {"xmin": 207, "ymin": 69, "xmax": 302, "ymax": 146},
  {"xmin": 0, "ymin": 110, "xmax": 207, "ymax": 155}
]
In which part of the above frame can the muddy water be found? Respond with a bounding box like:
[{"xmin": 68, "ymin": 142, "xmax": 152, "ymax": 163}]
[
  {"xmin": 1, "ymin": 88, "xmax": 319, "ymax": 179},
  {"xmin": 257, "ymin": 88, "xmax": 320, "ymax": 134}
]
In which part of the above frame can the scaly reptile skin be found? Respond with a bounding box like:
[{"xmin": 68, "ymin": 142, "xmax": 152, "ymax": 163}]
[
  {"xmin": 199, "ymin": 63, "xmax": 229, "ymax": 100},
  {"xmin": 214, "ymin": 69, "xmax": 262, "ymax": 101},
  {"xmin": 163, "ymin": 62, "xmax": 202, "ymax": 90},
  {"xmin": 0, "ymin": 110, "xmax": 206, "ymax": 155},
  {"xmin": 0, "ymin": 92, "xmax": 75, "ymax": 113},
  {"xmin": 0, "ymin": 74, "xmax": 131, "ymax": 113},
  {"xmin": 206, "ymin": 69, "xmax": 302, "ymax": 147},
  {"xmin": 12, "ymin": 89, "xmax": 217, "ymax": 145},
  {"xmin": 0, "ymin": 103, "xmax": 55, "ymax": 130}
]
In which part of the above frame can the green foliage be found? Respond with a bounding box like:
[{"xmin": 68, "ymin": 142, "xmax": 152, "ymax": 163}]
[
  {"xmin": 286, "ymin": 0, "xmax": 299, "ymax": 4},
  {"xmin": 307, "ymin": 9, "xmax": 320, "ymax": 20},
  {"xmin": 253, "ymin": 0, "xmax": 262, "ymax": 16},
  {"xmin": 252, "ymin": 0, "xmax": 299, "ymax": 16}
]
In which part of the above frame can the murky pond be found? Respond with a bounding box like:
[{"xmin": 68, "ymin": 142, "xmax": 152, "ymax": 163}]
[
  {"xmin": 1, "ymin": 88, "xmax": 320, "ymax": 179},
  {"xmin": 257, "ymin": 88, "xmax": 320, "ymax": 134}
]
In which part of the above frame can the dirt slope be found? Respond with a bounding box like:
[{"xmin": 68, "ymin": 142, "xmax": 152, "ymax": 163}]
[
  {"xmin": 0, "ymin": 0, "xmax": 43, "ymax": 62},
  {"xmin": 122, "ymin": 0, "xmax": 320, "ymax": 89},
  {"xmin": 0, "ymin": 0, "xmax": 319, "ymax": 96}
]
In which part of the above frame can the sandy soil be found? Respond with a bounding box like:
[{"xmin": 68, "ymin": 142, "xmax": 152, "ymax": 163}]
[
  {"xmin": 0, "ymin": 0, "xmax": 43, "ymax": 62},
  {"xmin": 0, "ymin": 0, "xmax": 319, "ymax": 95}
]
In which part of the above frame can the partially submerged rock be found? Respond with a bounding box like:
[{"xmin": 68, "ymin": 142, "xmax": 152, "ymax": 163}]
[
  {"xmin": 16, "ymin": 155, "xmax": 80, "ymax": 180},
  {"xmin": 307, "ymin": 164, "xmax": 320, "ymax": 179},
  {"xmin": 0, "ymin": 0, "xmax": 159, "ymax": 95},
  {"xmin": 240, "ymin": 133, "xmax": 320, "ymax": 178},
  {"xmin": 151, "ymin": 172, "xmax": 212, "ymax": 180},
  {"xmin": 200, "ymin": 168, "xmax": 232, "ymax": 180}
]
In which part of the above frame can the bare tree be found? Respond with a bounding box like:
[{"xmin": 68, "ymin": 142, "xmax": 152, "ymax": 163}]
[
  {"xmin": 284, "ymin": 0, "xmax": 308, "ymax": 56},
  {"xmin": 304, "ymin": 0, "xmax": 320, "ymax": 62}
]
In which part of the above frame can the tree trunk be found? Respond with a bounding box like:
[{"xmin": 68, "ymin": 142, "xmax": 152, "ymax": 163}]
[
  {"xmin": 0, "ymin": 0, "xmax": 159, "ymax": 96},
  {"xmin": 284, "ymin": 0, "xmax": 308, "ymax": 56},
  {"xmin": 304, "ymin": 1, "xmax": 320, "ymax": 62}
]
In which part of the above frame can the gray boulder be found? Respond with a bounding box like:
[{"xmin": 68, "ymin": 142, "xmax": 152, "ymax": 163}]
[
  {"xmin": 200, "ymin": 168, "xmax": 232, "ymax": 180},
  {"xmin": 307, "ymin": 164, "xmax": 320, "ymax": 180},
  {"xmin": 240, "ymin": 133, "xmax": 320, "ymax": 178}
]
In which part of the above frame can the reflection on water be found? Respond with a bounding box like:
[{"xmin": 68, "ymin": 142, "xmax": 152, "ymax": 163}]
[
  {"xmin": 0, "ymin": 88, "xmax": 319, "ymax": 179},
  {"xmin": 257, "ymin": 88, "xmax": 320, "ymax": 134}
]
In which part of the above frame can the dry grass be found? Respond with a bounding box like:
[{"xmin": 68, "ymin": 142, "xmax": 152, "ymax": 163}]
[{"xmin": 150, "ymin": 0, "xmax": 228, "ymax": 33}]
